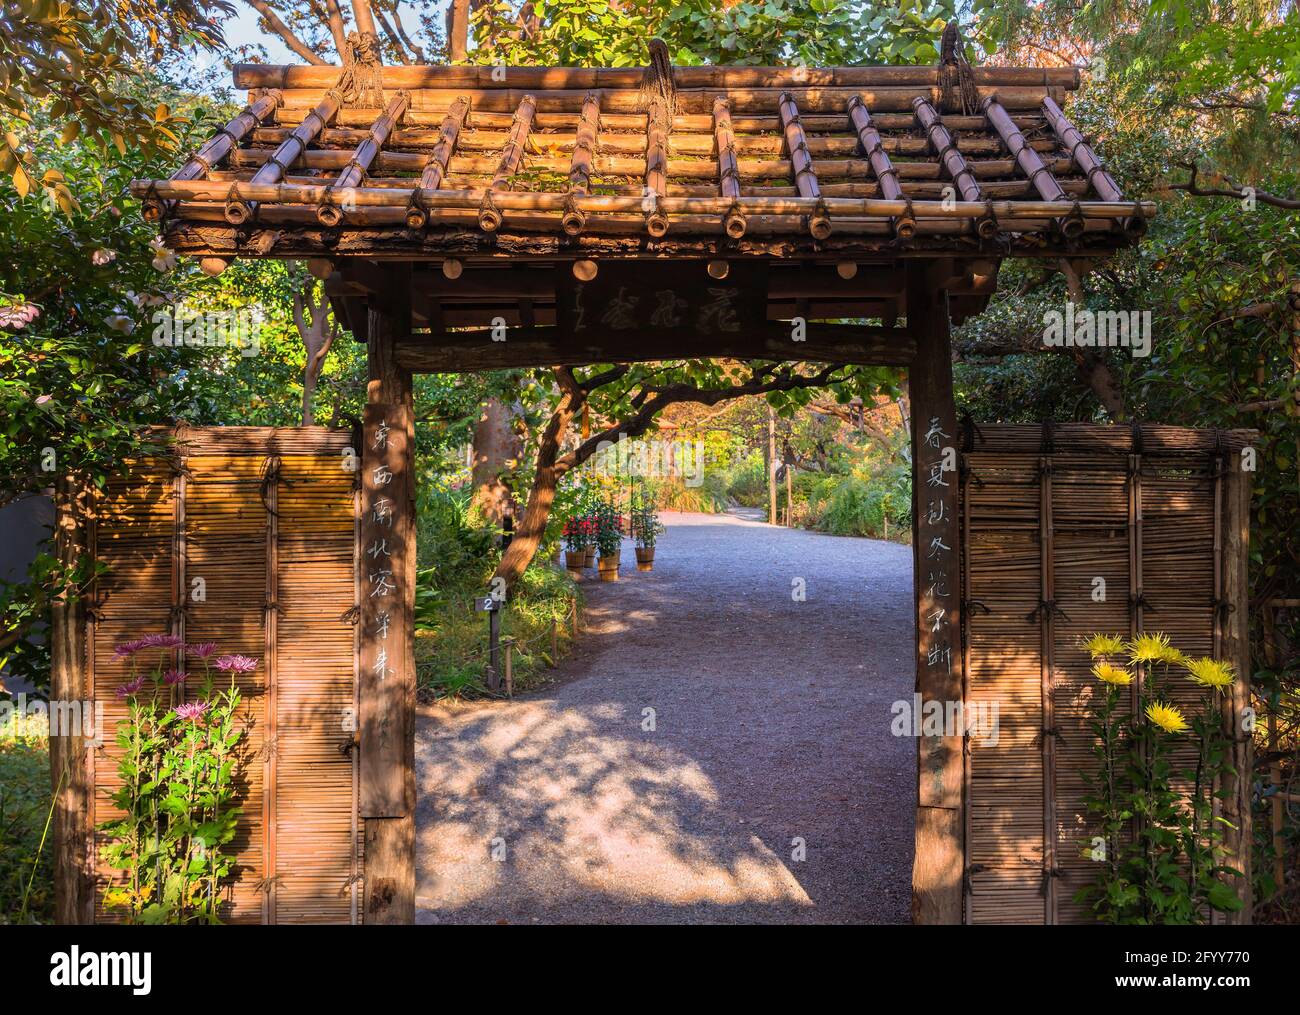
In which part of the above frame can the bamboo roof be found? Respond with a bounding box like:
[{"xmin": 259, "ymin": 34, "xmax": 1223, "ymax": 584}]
[{"xmin": 133, "ymin": 56, "xmax": 1152, "ymax": 267}]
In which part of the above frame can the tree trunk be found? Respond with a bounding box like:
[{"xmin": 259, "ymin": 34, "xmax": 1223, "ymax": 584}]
[
  {"xmin": 294, "ymin": 274, "xmax": 335, "ymax": 426},
  {"xmin": 448, "ymin": 0, "xmax": 471, "ymax": 61},
  {"xmin": 470, "ymin": 396, "xmax": 521, "ymax": 526},
  {"xmin": 492, "ymin": 386, "xmax": 582, "ymax": 589}
]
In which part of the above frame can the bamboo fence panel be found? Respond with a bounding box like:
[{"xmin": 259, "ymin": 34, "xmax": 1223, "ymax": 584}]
[
  {"xmin": 85, "ymin": 426, "xmax": 359, "ymax": 924},
  {"xmin": 962, "ymin": 425, "xmax": 1252, "ymax": 925}
]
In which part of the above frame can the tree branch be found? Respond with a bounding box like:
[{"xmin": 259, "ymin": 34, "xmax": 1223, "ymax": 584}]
[
  {"xmin": 1171, "ymin": 160, "xmax": 1300, "ymax": 210},
  {"xmin": 244, "ymin": 0, "xmax": 329, "ymax": 64}
]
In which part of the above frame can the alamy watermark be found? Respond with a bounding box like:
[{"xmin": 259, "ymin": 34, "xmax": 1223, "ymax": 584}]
[
  {"xmin": 1042, "ymin": 301, "xmax": 1152, "ymax": 358},
  {"xmin": 590, "ymin": 435, "xmax": 706, "ymax": 487},
  {"xmin": 1, "ymin": 694, "xmax": 104, "ymax": 743},
  {"xmin": 891, "ymin": 694, "xmax": 1000, "ymax": 746},
  {"xmin": 151, "ymin": 302, "xmax": 263, "ymax": 357}
]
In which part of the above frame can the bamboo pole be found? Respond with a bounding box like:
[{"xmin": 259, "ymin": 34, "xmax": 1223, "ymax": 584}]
[
  {"xmin": 228, "ymin": 89, "xmax": 341, "ymax": 225},
  {"xmin": 226, "ymin": 145, "xmax": 1079, "ymax": 182},
  {"xmin": 847, "ymin": 95, "xmax": 910, "ymax": 237},
  {"xmin": 143, "ymin": 90, "xmax": 283, "ymax": 222},
  {"xmin": 407, "ymin": 96, "xmax": 469, "ymax": 228},
  {"xmin": 981, "ymin": 96, "xmax": 1077, "ymax": 237},
  {"xmin": 319, "ymin": 92, "xmax": 409, "ymax": 226},
  {"xmin": 478, "ymin": 94, "xmax": 536, "ymax": 231},
  {"xmin": 276, "ymin": 106, "xmax": 1044, "ymax": 134},
  {"xmin": 911, "ymin": 96, "xmax": 994, "ymax": 239},
  {"xmin": 562, "ymin": 92, "xmax": 600, "ymax": 235},
  {"xmin": 1040, "ymin": 96, "xmax": 1143, "ymax": 237},
  {"xmin": 644, "ymin": 96, "xmax": 671, "ymax": 236},
  {"xmin": 777, "ymin": 91, "xmax": 829, "ymax": 238},
  {"xmin": 135, "ymin": 178, "xmax": 1154, "ymax": 220},
  {"xmin": 264, "ymin": 83, "xmax": 1065, "ymax": 115},
  {"xmin": 712, "ymin": 96, "xmax": 745, "ymax": 238},
  {"xmin": 233, "ymin": 63, "xmax": 1081, "ymax": 91}
]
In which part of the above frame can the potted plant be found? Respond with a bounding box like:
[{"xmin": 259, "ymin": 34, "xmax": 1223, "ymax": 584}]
[
  {"xmin": 582, "ymin": 512, "xmax": 598, "ymax": 567},
  {"xmin": 595, "ymin": 500, "xmax": 622, "ymax": 581},
  {"xmin": 632, "ymin": 500, "xmax": 665, "ymax": 571},
  {"xmin": 562, "ymin": 516, "xmax": 585, "ymax": 576}
]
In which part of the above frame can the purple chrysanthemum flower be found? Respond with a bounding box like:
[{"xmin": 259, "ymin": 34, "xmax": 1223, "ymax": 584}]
[
  {"xmin": 214, "ymin": 654, "xmax": 257, "ymax": 674},
  {"xmin": 187, "ymin": 641, "xmax": 218, "ymax": 660},
  {"xmin": 162, "ymin": 669, "xmax": 187, "ymax": 686},
  {"xmin": 112, "ymin": 638, "xmax": 148, "ymax": 660},
  {"xmin": 115, "ymin": 675, "xmax": 148, "ymax": 698},
  {"xmin": 140, "ymin": 633, "xmax": 185, "ymax": 650},
  {"xmin": 173, "ymin": 701, "xmax": 209, "ymax": 721}
]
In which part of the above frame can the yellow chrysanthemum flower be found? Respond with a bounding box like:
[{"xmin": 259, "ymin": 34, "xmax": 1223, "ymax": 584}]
[
  {"xmin": 1128, "ymin": 632, "xmax": 1184, "ymax": 666},
  {"xmin": 1082, "ymin": 633, "xmax": 1127, "ymax": 659},
  {"xmin": 1183, "ymin": 656, "xmax": 1235, "ymax": 690},
  {"xmin": 1093, "ymin": 662, "xmax": 1134, "ymax": 686},
  {"xmin": 1145, "ymin": 700, "xmax": 1189, "ymax": 734}
]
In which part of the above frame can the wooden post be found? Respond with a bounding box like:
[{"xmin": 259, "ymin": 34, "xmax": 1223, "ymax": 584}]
[
  {"xmin": 767, "ymin": 405, "xmax": 778, "ymax": 525},
  {"xmin": 907, "ymin": 265, "xmax": 964, "ymax": 925},
  {"xmin": 1219, "ymin": 450, "xmax": 1253, "ymax": 923},
  {"xmin": 51, "ymin": 476, "xmax": 92, "ymax": 924},
  {"xmin": 360, "ymin": 272, "xmax": 416, "ymax": 925}
]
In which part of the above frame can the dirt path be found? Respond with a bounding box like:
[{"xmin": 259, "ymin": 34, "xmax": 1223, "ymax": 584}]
[{"xmin": 414, "ymin": 510, "xmax": 916, "ymax": 924}]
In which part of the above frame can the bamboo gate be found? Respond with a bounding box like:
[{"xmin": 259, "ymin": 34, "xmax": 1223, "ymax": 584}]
[{"xmin": 49, "ymin": 44, "xmax": 1254, "ymax": 924}]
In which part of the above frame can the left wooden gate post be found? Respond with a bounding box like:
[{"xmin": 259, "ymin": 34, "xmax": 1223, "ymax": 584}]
[
  {"xmin": 360, "ymin": 271, "xmax": 417, "ymax": 924},
  {"xmin": 907, "ymin": 265, "xmax": 964, "ymax": 924},
  {"xmin": 51, "ymin": 475, "xmax": 92, "ymax": 924}
]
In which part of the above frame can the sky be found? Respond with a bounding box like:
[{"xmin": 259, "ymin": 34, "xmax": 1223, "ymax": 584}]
[{"xmin": 220, "ymin": 2, "xmax": 450, "ymax": 65}]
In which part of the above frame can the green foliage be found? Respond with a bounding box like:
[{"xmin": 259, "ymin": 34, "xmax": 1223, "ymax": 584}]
[
  {"xmin": 0, "ymin": 726, "xmax": 53, "ymax": 924},
  {"xmin": 0, "ymin": 0, "xmax": 229, "ymax": 191},
  {"xmin": 98, "ymin": 645, "xmax": 246, "ymax": 924},
  {"xmin": 472, "ymin": 0, "xmax": 978, "ymax": 67},
  {"xmin": 415, "ymin": 485, "xmax": 580, "ymax": 698}
]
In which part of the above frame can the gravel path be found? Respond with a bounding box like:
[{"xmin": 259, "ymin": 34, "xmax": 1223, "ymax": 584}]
[{"xmin": 415, "ymin": 510, "xmax": 916, "ymax": 924}]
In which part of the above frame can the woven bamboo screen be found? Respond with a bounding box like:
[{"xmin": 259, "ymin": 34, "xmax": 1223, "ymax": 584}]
[
  {"xmin": 962, "ymin": 423, "xmax": 1252, "ymax": 925},
  {"xmin": 86, "ymin": 426, "xmax": 361, "ymax": 924}
]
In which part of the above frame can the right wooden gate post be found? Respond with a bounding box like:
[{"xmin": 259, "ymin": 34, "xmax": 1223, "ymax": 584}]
[{"xmin": 907, "ymin": 265, "xmax": 964, "ymax": 925}]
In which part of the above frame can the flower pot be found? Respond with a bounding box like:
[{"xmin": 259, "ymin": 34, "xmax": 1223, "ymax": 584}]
[
  {"xmin": 598, "ymin": 554, "xmax": 620, "ymax": 581},
  {"xmin": 584, "ymin": 548, "xmax": 597, "ymax": 568},
  {"xmin": 565, "ymin": 550, "xmax": 585, "ymax": 576},
  {"xmin": 635, "ymin": 547, "xmax": 655, "ymax": 571}
]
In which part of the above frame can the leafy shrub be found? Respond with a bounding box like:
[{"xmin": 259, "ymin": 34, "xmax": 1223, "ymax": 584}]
[
  {"xmin": 414, "ymin": 486, "xmax": 580, "ymax": 699},
  {"xmin": 0, "ymin": 726, "xmax": 53, "ymax": 924}
]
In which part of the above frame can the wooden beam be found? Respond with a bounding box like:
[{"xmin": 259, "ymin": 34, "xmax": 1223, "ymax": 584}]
[
  {"xmin": 360, "ymin": 268, "xmax": 416, "ymax": 925},
  {"xmin": 406, "ymin": 97, "xmax": 468, "ymax": 228},
  {"xmin": 907, "ymin": 265, "xmax": 963, "ymax": 925},
  {"xmin": 1220, "ymin": 449, "xmax": 1253, "ymax": 923},
  {"xmin": 394, "ymin": 321, "xmax": 914, "ymax": 372}
]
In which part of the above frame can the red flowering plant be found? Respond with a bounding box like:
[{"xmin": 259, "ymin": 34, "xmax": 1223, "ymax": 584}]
[
  {"xmin": 562, "ymin": 513, "xmax": 597, "ymax": 551},
  {"xmin": 99, "ymin": 635, "xmax": 252, "ymax": 924}
]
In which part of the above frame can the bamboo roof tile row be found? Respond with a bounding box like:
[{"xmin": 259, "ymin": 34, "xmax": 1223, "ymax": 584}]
[{"xmin": 133, "ymin": 54, "xmax": 1152, "ymax": 264}]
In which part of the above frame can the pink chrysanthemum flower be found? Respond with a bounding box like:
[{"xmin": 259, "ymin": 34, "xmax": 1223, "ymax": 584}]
[
  {"xmin": 115, "ymin": 675, "xmax": 148, "ymax": 698},
  {"xmin": 187, "ymin": 641, "xmax": 218, "ymax": 659},
  {"xmin": 162, "ymin": 669, "xmax": 187, "ymax": 686},
  {"xmin": 215, "ymin": 654, "xmax": 257, "ymax": 674},
  {"xmin": 173, "ymin": 701, "xmax": 209, "ymax": 721}
]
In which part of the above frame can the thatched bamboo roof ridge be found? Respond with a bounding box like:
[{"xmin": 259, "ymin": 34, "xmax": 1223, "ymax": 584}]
[{"xmin": 133, "ymin": 56, "xmax": 1151, "ymax": 266}]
